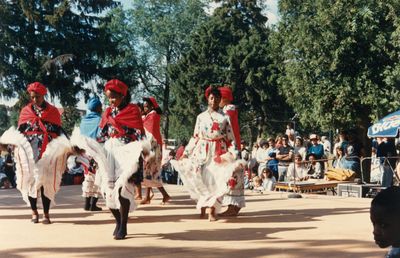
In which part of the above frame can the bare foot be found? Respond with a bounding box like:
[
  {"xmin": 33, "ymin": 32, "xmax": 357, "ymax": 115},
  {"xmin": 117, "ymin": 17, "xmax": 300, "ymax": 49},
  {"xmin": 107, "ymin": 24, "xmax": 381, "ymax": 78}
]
[{"xmin": 208, "ymin": 207, "xmax": 217, "ymax": 222}]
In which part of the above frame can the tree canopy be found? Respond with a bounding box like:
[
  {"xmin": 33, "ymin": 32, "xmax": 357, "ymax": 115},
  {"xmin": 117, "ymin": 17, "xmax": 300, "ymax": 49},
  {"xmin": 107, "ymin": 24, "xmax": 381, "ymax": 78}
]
[
  {"xmin": 0, "ymin": 0, "xmax": 119, "ymax": 106},
  {"xmin": 274, "ymin": 0, "xmax": 400, "ymax": 134},
  {"xmin": 169, "ymin": 0, "xmax": 289, "ymax": 140}
]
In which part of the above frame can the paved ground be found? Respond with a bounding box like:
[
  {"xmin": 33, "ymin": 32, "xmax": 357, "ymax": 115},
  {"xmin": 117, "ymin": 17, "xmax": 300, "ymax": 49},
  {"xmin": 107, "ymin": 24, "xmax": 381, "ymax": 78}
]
[{"xmin": 0, "ymin": 185, "xmax": 385, "ymax": 258}]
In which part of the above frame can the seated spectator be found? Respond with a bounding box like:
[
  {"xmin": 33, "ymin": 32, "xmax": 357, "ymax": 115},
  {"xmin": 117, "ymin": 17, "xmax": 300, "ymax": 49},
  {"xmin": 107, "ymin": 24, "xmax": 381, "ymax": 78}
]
[
  {"xmin": 261, "ymin": 168, "xmax": 276, "ymax": 191},
  {"xmin": 333, "ymin": 146, "xmax": 346, "ymax": 168},
  {"xmin": 251, "ymin": 176, "xmax": 264, "ymax": 193},
  {"xmin": 370, "ymin": 186, "xmax": 400, "ymax": 257},
  {"xmin": 3, "ymin": 148, "xmax": 16, "ymax": 188},
  {"xmin": 342, "ymin": 145, "xmax": 361, "ymax": 178},
  {"xmin": 0, "ymin": 172, "xmax": 11, "ymax": 189},
  {"xmin": 306, "ymin": 153, "xmax": 323, "ymax": 179},
  {"xmin": 245, "ymin": 170, "xmax": 258, "ymax": 190},
  {"xmin": 287, "ymin": 154, "xmax": 309, "ymax": 181}
]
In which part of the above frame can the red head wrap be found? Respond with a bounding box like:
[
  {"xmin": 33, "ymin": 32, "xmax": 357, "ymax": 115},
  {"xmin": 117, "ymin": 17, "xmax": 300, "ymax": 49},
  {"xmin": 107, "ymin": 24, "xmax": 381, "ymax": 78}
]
[
  {"xmin": 219, "ymin": 86, "xmax": 233, "ymax": 102},
  {"xmin": 144, "ymin": 97, "xmax": 159, "ymax": 109},
  {"xmin": 104, "ymin": 79, "xmax": 128, "ymax": 96},
  {"xmin": 27, "ymin": 82, "xmax": 47, "ymax": 96},
  {"xmin": 204, "ymin": 86, "xmax": 212, "ymax": 99}
]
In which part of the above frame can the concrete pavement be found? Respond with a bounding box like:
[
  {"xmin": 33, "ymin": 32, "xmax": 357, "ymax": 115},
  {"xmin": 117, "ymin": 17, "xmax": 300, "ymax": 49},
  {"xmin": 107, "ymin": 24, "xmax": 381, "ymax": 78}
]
[{"xmin": 0, "ymin": 185, "xmax": 385, "ymax": 258}]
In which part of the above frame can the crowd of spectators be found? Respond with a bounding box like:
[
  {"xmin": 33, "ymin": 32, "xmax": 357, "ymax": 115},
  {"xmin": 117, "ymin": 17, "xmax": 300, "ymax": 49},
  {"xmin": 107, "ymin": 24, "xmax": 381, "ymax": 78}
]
[{"xmin": 242, "ymin": 127, "xmax": 373, "ymax": 192}]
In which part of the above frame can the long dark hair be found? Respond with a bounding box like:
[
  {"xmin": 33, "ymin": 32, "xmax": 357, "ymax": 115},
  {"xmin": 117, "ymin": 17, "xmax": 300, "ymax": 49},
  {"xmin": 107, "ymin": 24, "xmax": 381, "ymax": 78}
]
[
  {"xmin": 118, "ymin": 91, "xmax": 131, "ymax": 109},
  {"xmin": 143, "ymin": 97, "xmax": 162, "ymax": 115}
]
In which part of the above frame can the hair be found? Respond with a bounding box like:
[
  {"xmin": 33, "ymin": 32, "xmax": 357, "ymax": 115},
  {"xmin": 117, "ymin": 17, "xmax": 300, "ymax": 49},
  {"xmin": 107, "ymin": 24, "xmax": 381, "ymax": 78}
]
[
  {"xmin": 262, "ymin": 168, "xmax": 273, "ymax": 179},
  {"xmin": 208, "ymin": 86, "xmax": 221, "ymax": 99},
  {"xmin": 116, "ymin": 90, "xmax": 131, "ymax": 109},
  {"xmin": 253, "ymin": 176, "xmax": 262, "ymax": 186},
  {"xmin": 371, "ymin": 186, "xmax": 400, "ymax": 214},
  {"xmin": 143, "ymin": 97, "xmax": 162, "ymax": 114},
  {"xmin": 294, "ymin": 154, "xmax": 302, "ymax": 160}
]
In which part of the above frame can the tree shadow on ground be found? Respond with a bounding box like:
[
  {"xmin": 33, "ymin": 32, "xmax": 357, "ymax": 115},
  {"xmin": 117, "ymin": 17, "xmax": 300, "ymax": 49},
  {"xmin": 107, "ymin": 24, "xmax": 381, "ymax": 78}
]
[{"xmin": 0, "ymin": 239, "xmax": 384, "ymax": 258}]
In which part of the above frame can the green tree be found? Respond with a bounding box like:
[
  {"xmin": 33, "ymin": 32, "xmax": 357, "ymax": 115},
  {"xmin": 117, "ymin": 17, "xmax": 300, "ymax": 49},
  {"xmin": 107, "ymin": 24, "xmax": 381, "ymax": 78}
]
[
  {"xmin": 0, "ymin": 0, "xmax": 119, "ymax": 106},
  {"xmin": 105, "ymin": 0, "xmax": 207, "ymax": 139},
  {"xmin": 169, "ymin": 0, "xmax": 288, "ymax": 141},
  {"xmin": 275, "ymin": 0, "xmax": 400, "ymax": 136},
  {"xmin": 0, "ymin": 105, "xmax": 10, "ymax": 134},
  {"xmin": 61, "ymin": 106, "xmax": 81, "ymax": 136}
]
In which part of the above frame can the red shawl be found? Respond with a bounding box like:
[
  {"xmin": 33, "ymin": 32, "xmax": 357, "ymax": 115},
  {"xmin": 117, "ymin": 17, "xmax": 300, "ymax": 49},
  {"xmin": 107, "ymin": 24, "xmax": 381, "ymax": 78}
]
[
  {"xmin": 225, "ymin": 107, "xmax": 241, "ymax": 149},
  {"xmin": 99, "ymin": 103, "xmax": 144, "ymax": 138},
  {"xmin": 142, "ymin": 110, "xmax": 162, "ymax": 145},
  {"xmin": 18, "ymin": 102, "xmax": 62, "ymax": 157}
]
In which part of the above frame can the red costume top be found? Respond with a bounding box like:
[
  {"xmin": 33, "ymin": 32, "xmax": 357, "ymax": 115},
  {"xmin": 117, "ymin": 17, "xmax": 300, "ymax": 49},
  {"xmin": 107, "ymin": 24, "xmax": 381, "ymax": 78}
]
[
  {"xmin": 99, "ymin": 103, "xmax": 145, "ymax": 139},
  {"xmin": 224, "ymin": 105, "xmax": 241, "ymax": 149},
  {"xmin": 18, "ymin": 102, "xmax": 62, "ymax": 157},
  {"xmin": 142, "ymin": 110, "xmax": 162, "ymax": 145}
]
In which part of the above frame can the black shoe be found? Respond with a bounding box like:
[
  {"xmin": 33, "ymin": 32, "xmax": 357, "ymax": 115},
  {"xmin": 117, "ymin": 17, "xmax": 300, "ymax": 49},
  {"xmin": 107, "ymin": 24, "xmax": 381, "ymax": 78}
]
[
  {"xmin": 113, "ymin": 223, "xmax": 121, "ymax": 236},
  {"xmin": 90, "ymin": 197, "xmax": 102, "ymax": 211},
  {"xmin": 84, "ymin": 197, "xmax": 91, "ymax": 211},
  {"xmin": 114, "ymin": 224, "xmax": 127, "ymax": 240}
]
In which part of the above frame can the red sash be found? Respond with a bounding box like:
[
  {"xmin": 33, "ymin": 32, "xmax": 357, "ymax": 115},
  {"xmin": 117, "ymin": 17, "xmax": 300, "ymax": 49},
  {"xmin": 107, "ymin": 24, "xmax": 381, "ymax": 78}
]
[
  {"xmin": 18, "ymin": 102, "xmax": 61, "ymax": 157},
  {"xmin": 99, "ymin": 103, "xmax": 144, "ymax": 138},
  {"xmin": 142, "ymin": 111, "xmax": 162, "ymax": 145}
]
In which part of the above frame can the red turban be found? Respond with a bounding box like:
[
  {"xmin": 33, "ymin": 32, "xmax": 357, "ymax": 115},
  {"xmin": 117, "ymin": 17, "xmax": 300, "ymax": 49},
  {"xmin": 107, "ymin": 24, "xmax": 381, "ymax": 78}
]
[
  {"xmin": 104, "ymin": 79, "xmax": 128, "ymax": 96},
  {"xmin": 144, "ymin": 97, "xmax": 159, "ymax": 109},
  {"xmin": 27, "ymin": 82, "xmax": 47, "ymax": 95},
  {"xmin": 219, "ymin": 86, "xmax": 233, "ymax": 102},
  {"xmin": 204, "ymin": 86, "xmax": 212, "ymax": 99}
]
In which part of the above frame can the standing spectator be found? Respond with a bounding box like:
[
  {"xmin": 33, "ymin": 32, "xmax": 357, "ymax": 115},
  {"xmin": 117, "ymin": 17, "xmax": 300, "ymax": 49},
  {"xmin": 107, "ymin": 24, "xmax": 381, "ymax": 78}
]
[
  {"xmin": 321, "ymin": 136, "xmax": 331, "ymax": 155},
  {"xmin": 285, "ymin": 123, "xmax": 295, "ymax": 139},
  {"xmin": 256, "ymin": 140, "xmax": 269, "ymax": 175},
  {"xmin": 240, "ymin": 140, "xmax": 250, "ymax": 162},
  {"xmin": 4, "ymin": 147, "xmax": 16, "ymax": 188},
  {"xmin": 376, "ymin": 137, "xmax": 397, "ymax": 187},
  {"xmin": 307, "ymin": 134, "xmax": 324, "ymax": 160},
  {"xmin": 276, "ymin": 135, "xmax": 294, "ymax": 181},
  {"xmin": 294, "ymin": 136, "xmax": 307, "ymax": 161}
]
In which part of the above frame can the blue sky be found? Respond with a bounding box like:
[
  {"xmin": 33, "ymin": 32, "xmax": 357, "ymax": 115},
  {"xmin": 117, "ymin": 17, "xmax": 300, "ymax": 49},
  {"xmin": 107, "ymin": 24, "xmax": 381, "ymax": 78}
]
[{"xmin": 119, "ymin": 0, "xmax": 280, "ymax": 24}]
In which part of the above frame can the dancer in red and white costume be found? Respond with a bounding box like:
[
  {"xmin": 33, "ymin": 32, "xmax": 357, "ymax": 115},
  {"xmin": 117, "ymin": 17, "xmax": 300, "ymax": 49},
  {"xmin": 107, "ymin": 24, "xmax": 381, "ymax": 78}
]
[
  {"xmin": 140, "ymin": 97, "xmax": 171, "ymax": 205},
  {"xmin": 218, "ymin": 86, "xmax": 245, "ymax": 217},
  {"xmin": 0, "ymin": 82, "xmax": 71, "ymax": 224}
]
